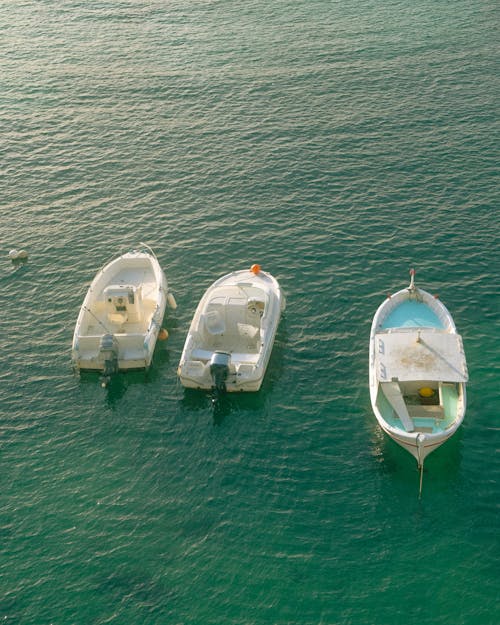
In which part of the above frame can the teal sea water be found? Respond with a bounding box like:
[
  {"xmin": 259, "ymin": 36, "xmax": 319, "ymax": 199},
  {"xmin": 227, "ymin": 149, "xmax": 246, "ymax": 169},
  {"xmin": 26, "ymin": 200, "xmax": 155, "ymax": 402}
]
[{"xmin": 1, "ymin": 1, "xmax": 498, "ymax": 623}]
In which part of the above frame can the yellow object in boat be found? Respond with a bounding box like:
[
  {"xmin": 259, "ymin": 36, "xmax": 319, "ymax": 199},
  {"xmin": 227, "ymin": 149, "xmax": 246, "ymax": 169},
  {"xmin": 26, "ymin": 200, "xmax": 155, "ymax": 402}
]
[{"xmin": 418, "ymin": 387, "xmax": 435, "ymax": 398}]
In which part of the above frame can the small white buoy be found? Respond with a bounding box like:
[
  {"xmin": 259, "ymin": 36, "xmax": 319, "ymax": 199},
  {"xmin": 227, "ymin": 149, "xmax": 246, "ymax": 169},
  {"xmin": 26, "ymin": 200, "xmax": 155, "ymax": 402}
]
[
  {"xmin": 167, "ymin": 291, "xmax": 177, "ymax": 309},
  {"xmin": 8, "ymin": 249, "xmax": 28, "ymax": 261}
]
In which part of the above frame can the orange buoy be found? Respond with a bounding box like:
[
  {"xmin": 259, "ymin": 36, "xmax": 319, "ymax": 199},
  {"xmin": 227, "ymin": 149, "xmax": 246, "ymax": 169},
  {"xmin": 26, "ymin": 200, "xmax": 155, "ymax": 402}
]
[
  {"xmin": 250, "ymin": 264, "xmax": 261, "ymax": 275},
  {"xmin": 158, "ymin": 328, "xmax": 169, "ymax": 341}
]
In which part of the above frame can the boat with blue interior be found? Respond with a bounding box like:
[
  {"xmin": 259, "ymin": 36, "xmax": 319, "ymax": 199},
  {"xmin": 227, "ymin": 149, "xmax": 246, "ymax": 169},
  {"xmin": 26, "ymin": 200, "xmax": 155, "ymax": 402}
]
[{"xmin": 369, "ymin": 269, "xmax": 468, "ymax": 475}]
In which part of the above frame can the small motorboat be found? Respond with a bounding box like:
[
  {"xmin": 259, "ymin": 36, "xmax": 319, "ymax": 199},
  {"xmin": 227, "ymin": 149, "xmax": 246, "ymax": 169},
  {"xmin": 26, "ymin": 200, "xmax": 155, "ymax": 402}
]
[
  {"xmin": 369, "ymin": 269, "xmax": 468, "ymax": 478},
  {"xmin": 177, "ymin": 264, "xmax": 285, "ymax": 392},
  {"xmin": 72, "ymin": 245, "xmax": 176, "ymax": 383}
]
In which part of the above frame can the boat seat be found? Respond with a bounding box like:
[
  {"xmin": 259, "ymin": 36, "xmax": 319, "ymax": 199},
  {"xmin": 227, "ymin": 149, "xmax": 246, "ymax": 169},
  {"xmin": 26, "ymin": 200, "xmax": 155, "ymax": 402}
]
[
  {"xmin": 203, "ymin": 310, "xmax": 225, "ymax": 335},
  {"xmin": 237, "ymin": 322, "xmax": 260, "ymax": 345},
  {"xmin": 237, "ymin": 322, "xmax": 259, "ymax": 338},
  {"xmin": 108, "ymin": 312, "xmax": 128, "ymax": 325}
]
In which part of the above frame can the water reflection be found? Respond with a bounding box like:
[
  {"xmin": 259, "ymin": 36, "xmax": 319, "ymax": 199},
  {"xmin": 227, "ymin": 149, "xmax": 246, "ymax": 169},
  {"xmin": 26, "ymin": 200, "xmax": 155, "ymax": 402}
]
[
  {"xmin": 179, "ymin": 385, "xmax": 270, "ymax": 425},
  {"xmin": 178, "ymin": 319, "xmax": 288, "ymax": 425},
  {"xmin": 77, "ymin": 369, "xmax": 148, "ymax": 408},
  {"xmin": 211, "ymin": 391, "xmax": 231, "ymax": 425},
  {"xmin": 370, "ymin": 424, "xmax": 463, "ymax": 495},
  {"xmin": 7, "ymin": 256, "xmax": 29, "ymax": 274},
  {"xmin": 103, "ymin": 373, "xmax": 129, "ymax": 408}
]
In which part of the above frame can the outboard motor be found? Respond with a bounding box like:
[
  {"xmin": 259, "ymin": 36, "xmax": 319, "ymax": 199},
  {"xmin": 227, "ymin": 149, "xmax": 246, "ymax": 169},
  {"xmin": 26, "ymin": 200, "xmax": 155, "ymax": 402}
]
[
  {"xmin": 209, "ymin": 351, "xmax": 231, "ymax": 393},
  {"xmin": 99, "ymin": 333, "xmax": 119, "ymax": 387}
]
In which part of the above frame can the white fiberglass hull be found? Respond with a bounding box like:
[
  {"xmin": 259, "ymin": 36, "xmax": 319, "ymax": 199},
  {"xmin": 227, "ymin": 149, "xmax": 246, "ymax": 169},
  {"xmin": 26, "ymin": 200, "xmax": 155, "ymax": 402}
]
[
  {"xmin": 178, "ymin": 267, "xmax": 285, "ymax": 392},
  {"xmin": 369, "ymin": 274, "xmax": 468, "ymax": 467},
  {"xmin": 370, "ymin": 404, "xmax": 466, "ymax": 466},
  {"xmin": 72, "ymin": 247, "xmax": 170, "ymax": 373}
]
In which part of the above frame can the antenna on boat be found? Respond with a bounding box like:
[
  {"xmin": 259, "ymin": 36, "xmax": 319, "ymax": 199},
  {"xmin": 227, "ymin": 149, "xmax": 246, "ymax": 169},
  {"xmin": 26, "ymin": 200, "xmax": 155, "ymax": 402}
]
[{"xmin": 417, "ymin": 433, "xmax": 425, "ymax": 498}]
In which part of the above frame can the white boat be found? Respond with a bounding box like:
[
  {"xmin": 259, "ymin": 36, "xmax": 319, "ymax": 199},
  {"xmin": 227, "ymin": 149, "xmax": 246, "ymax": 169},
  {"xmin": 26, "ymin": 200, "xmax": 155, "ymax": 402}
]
[
  {"xmin": 369, "ymin": 269, "xmax": 468, "ymax": 473},
  {"xmin": 178, "ymin": 264, "xmax": 285, "ymax": 392},
  {"xmin": 72, "ymin": 245, "xmax": 176, "ymax": 382}
]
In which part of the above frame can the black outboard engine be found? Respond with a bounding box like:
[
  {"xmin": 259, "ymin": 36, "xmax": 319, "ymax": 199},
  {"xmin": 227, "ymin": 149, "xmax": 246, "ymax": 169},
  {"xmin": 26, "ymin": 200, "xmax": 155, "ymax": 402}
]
[
  {"xmin": 209, "ymin": 351, "xmax": 231, "ymax": 393},
  {"xmin": 99, "ymin": 333, "xmax": 119, "ymax": 387}
]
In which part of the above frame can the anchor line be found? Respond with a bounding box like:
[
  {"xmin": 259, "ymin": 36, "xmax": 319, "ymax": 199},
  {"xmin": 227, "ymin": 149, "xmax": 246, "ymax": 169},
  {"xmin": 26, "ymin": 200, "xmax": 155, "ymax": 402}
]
[{"xmin": 417, "ymin": 434, "xmax": 425, "ymax": 499}]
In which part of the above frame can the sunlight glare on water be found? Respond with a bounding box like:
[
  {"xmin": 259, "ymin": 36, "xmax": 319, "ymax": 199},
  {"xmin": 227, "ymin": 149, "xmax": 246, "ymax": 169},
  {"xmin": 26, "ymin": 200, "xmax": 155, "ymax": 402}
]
[{"xmin": 0, "ymin": 1, "xmax": 498, "ymax": 624}]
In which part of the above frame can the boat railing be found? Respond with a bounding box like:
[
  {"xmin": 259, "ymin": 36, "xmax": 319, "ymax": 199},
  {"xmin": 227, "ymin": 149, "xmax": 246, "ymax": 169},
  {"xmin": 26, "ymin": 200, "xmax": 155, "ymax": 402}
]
[{"xmin": 95, "ymin": 243, "xmax": 157, "ymax": 276}]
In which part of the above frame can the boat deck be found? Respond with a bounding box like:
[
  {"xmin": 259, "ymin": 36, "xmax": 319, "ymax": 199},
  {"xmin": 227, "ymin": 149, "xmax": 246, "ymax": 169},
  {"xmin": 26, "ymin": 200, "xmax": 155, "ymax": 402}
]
[
  {"xmin": 189, "ymin": 286, "xmax": 264, "ymax": 360},
  {"xmin": 85, "ymin": 321, "xmax": 146, "ymax": 335},
  {"xmin": 191, "ymin": 346, "xmax": 260, "ymax": 364},
  {"xmin": 375, "ymin": 329, "xmax": 468, "ymax": 383},
  {"xmin": 110, "ymin": 268, "xmax": 156, "ymax": 294},
  {"xmin": 80, "ymin": 277, "xmax": 159, "ymax": 337},
  {"xmin": 407, "ymin": 404, "xmax": 444, "ymax": 419},
  {"xmin": 375, "ymin": 383, "xmax": 461, "ymax": 434}
]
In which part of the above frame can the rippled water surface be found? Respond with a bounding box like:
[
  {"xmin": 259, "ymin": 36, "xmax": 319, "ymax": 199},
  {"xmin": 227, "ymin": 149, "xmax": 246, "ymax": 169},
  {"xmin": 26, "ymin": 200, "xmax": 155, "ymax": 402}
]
[{"xmin": 1, "ymin": 1, "xmax": 498, "ymax": 624}]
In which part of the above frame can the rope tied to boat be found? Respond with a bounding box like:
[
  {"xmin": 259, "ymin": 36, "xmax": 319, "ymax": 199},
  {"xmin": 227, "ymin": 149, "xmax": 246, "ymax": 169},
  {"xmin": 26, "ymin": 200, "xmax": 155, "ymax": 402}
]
[
  {"xmin": 83, "ymin": 305, "xmax": 112, "ymax": 335},
  {"xmin": 417, "ymin": 433, "xmax": 425, "ymax": 498}
]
